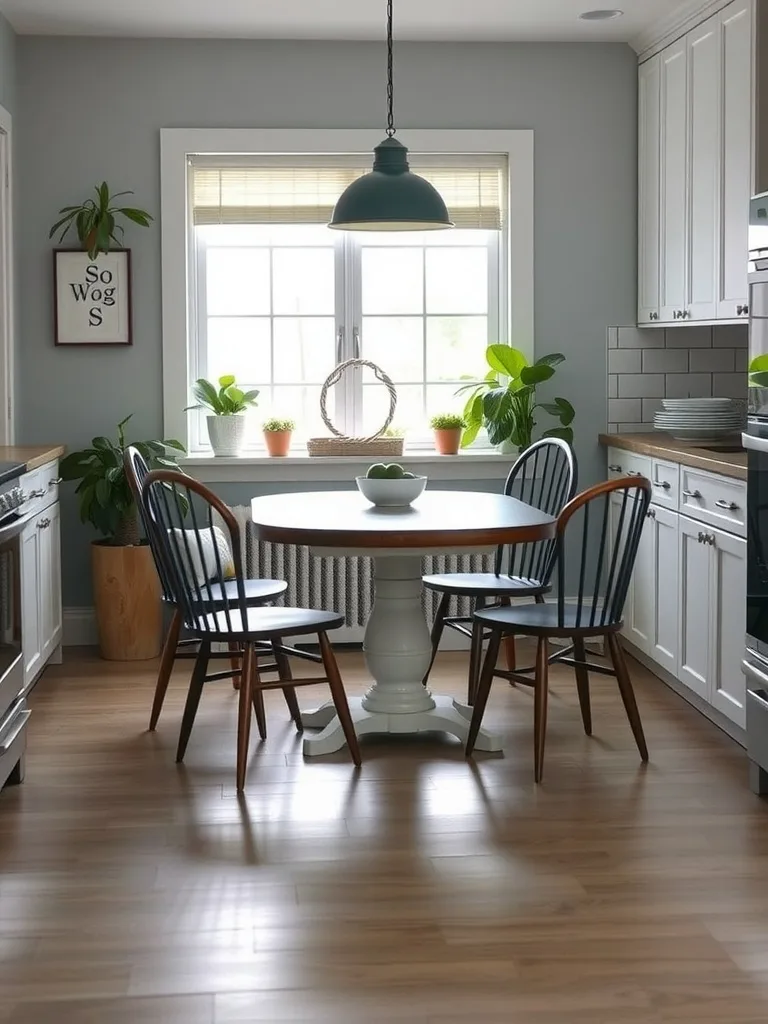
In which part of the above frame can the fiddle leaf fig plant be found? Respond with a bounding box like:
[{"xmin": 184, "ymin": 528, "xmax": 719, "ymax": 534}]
[
  {"xmin": 59, "ymin": 415, "xmax": 186, "ymax": 547},
  {"xmin": 456, "ymin": 344, "xmax": 575, "ymax": 449},
  {"xmin": 49, "ymin": 182, "xmax": 153, "ymax": 260}
]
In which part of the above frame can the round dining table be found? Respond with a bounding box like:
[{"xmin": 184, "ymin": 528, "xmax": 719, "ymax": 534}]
[{"xmin": 250, "ymin": 489, "xmax": 557, "ymax": 756}]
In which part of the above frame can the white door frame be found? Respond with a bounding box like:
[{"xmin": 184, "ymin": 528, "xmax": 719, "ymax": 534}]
[{"xmin": 0, "ymin": 103, "xmax": 14, "ymax": 445}]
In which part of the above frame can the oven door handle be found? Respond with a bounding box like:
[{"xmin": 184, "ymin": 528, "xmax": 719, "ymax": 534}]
[
  {"xmin": 0, "ymin": 507, "xmax": 37, "ymax": 543},
  {"xmin": 742, "ymin": 658, "xmax": 768, "ymax": 687},
  {"xmin": 0, "ymin": 708, "xmax": 30, "ymax": 755},
  {"xmin": 743, "ymin": 432, "xmax": 768, "ymax": 453}
]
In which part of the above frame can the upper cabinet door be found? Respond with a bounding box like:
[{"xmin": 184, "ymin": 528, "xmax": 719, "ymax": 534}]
[
  {"xmin": 660, "ymin": 41, "xmax": 689, "ymax": 323},
  {"xmin": 638, "ymin": 55, "xmax": 662, "ymax": 324},
  {"xmin": 718, "ymin": 1, "xmax": 753, "ymax": 320},
  {"xmin": 687, "ymin": 15, "xmax": 721, "ymax": 321}
]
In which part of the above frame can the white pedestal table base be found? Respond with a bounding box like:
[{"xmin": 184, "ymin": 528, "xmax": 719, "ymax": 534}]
[{"xmin": 301, "ymin": 554, "xmax": 502, "ymax": 756}]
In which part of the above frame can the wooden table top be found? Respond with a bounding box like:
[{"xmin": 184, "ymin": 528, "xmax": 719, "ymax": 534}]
[{"xmin": 250, "ymin": 490, "xmax": 557, "ymax": 549}]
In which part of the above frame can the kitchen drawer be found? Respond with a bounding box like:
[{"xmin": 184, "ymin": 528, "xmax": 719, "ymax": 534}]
[
  {"xmin": 747, "ymin": 687, "xmax": 768, "ymax": 773},
  {"xmin": 649, "ymin": 458, "xmax": 679, "ymax": 510},
  {"xmin": 22, "ymin": 460, "xmax": 59, "ymax": 518},
  {"xmin": 0, "ymin": 699, "xmax": 29, "ymax": 791},
  {"xmin": 607, "ymin": 448, "xmax": 651, "ymax": 482},
  {"xmin": 679, "ymin": 466, "xmax": 746, "ymax": 537}
]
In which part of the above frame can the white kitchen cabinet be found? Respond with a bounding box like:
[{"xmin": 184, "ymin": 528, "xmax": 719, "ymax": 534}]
[
  {"xmin": 625, "ymin": 504, "xmax": 654, "ymax": 652},
  {"xmin": 649, "ymin": 504, "xmax": 680, "ymax": 675},
  {"xmin": 710, "ymin": 525, "xmax": 747, "ymax": 728},
  {"xmin": 20, "ymin": 496, "xmax": 62, "ymax": 691},
  {"xmin": 678, "ymin": 514, "xmax": 713, "ymax": 701},
  {"xmin": 638, "ymin": 54, "xmax": 662, "ymax": 324},
  {"xmin": 687, "ymin": 13, "xmax": 721, "ymax": 321},
  {"xmin": 659, "ymin": 39, "xmax": 689, "ymax": 323},
  {"xmin": 718, "ymin": 0, "xmax": 753, "ymax": 320},
  {"xmin": 637, "ymin": 0, "xmax": 754, "ymax": 326}
]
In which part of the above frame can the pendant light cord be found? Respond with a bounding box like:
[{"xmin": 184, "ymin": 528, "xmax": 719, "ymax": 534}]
[{"xmin": 386, "ymin": 0, "xmax": 395, "ymax": 137}]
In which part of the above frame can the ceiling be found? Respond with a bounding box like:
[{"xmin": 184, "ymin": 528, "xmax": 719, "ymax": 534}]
[{"xmin": 0, "ymin": 0, "xmax": 686, "ymax": 43}]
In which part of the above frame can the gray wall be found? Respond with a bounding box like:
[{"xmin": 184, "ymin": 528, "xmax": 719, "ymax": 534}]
[
  {"xmin": 0, "ymin": 14, "xmax": 15, "ymax": 114},
  {"xmin": 15, "ymin": 37, "xmax": 638, "ymax": 606}
]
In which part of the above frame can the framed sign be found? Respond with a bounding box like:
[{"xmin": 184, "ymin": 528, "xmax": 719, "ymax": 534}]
[{"xmin": 53, "ymin": 248, "xmax": 132, "ymax": 346}]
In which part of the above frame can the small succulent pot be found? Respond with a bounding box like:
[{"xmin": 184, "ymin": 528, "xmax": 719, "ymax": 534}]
[
  {"xmin": 432, "ymin": 428, "xmax": 463, "ymax": 456},
  {"xmin": 262, "ymin": 419, "xmax": 295, "ymax": 457},
  {"xmin": 207, "ymin": 414, "xmax": 245, "ymax": 457},
  {"xmin": 264, "ymin": 430, "xmax": 292, "ymax": 457}
]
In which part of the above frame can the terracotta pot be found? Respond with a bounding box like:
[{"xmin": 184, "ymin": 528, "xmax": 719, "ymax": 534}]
[
  {"xmin": 91, "ymin": 541, "xmax": 162, "ymax": 661},
  {"xmin": 264, "ymin": 430, "xmax": 292, "ymax": 457},
  {"xmin": 433, "ymin": 427, "xmax": 462, "ymax": 455}
]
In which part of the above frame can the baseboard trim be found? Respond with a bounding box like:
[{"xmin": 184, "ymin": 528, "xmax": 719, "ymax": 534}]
[{"xmin": 62, "ymin": 608, "xmax": 472, "ymax": 651}]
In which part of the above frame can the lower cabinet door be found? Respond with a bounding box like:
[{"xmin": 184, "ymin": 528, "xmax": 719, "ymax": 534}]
[
  {"xmin": 678, "ymin": 515, "xmax": 712, "ymax": 700},
  {"xmin": 20, "ymin": 517, "xmax": 42, "ymax": 689},
  {"xmin": 710, "ymin": 525, "xmax": 747, "ymax": 728},
  {"xmin": 39, "ymin": 502, "xmax": 62, "ymax": 662},
  {"xmin": 625, "ymin": 505, "xmax": 655, "ymax": 654},
  {"xmin": 649, "ymin": 505, "xmax": 679, "ymax": 675}
]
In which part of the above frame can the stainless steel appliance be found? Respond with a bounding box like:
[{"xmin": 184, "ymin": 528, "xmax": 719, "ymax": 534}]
[{"xmin": 0, "ymin": 461, "xmax": 36, "ymax": 792}]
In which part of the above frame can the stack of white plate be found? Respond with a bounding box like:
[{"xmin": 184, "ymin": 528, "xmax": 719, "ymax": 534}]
[{"xmin": 653, "ymin": 398, "xmax": 743, "ymax": 443}]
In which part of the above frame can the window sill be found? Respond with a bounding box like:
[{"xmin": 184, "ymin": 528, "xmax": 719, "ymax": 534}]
[{"xmin": 181, "ymin": 449, "xmax": 512, "ymax": 484}]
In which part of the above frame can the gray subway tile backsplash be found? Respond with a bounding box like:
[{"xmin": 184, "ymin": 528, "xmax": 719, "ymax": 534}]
[{"xmin": 605, "ymin": 323, "xmax": 747, "ymax": 431}]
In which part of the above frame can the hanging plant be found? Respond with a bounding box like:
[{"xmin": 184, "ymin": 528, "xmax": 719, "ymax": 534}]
[{"xmin": 49, "ymin": 182, "xmax": 153, "ymax": 260}]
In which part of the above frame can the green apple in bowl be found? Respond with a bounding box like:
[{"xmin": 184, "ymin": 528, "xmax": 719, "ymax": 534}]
[{"xmin": 356, "ymin": 466, "xmax": 427, "ymax": 507}]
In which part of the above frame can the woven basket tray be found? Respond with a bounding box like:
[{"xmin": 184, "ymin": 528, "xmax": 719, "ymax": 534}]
[{"xmin": 307, "ymin": 358, "xmax": 404, "ymax": 459}]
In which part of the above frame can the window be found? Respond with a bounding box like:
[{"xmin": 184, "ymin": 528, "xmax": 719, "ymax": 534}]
[{"xmin": 161, "ymin": 130, "xmax": 534, "ymax": 456}]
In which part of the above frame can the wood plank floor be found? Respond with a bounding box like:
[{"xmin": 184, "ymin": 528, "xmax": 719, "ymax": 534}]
[{"xmin": 1, "ymin": 646, "xmax": 767, "ymax": 1022}]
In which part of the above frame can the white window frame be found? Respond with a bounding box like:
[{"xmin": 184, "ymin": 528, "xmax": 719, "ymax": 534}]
[{"xmin": 160, "ymin": 128, "xmax": 534, "ymax": 457}]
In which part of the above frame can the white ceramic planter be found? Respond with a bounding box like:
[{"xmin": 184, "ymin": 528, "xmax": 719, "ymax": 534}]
[
  {"xmin": 498, "ymin": 438, "xmax": 520, "ymax": 456},
  {"xmin": 207, "ymin": 414, "xmax": 246, "ymax": 457}
]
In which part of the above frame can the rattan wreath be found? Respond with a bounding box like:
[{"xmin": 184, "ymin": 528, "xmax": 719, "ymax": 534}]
[{"xmin": 307, "ymin": 359, "xmax": 403, "ymax": 457}]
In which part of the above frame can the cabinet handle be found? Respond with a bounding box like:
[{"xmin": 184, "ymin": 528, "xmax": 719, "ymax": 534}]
[
  {"xmin": 28, "ymin": 488, "xmax": 46, "ymax": 499},
  {"xmin": 683, "ymin": 489, "xmax": 702, "ymax": 499},
  {"xmin": 608, "ymin": 463, "xmax": 622, "ymax": 472},
  {"xmin": 737, "ymin": 304, "xmax": 750, "ymax": 316},
  {"xmin": 715, "ymin": 499, "xmax": 739, "ymax": 511},
  {"xmin": 37, "ymin": 517, "xmax": 50, "ymax": 529},
  {"xmin": 653, "ymin": 479, "xmax": 671, "ymax": 490},
  {"xmin": 626, "ymin": 470, "xmax": 643, "ymax": 477},
  {"xmin": 49, "ymin": 477, "xmax": 62, "ymax": 486},
  {"xmin": 698, "ymin": 531, "xmax": 704, "ymax": 543},
  {"xmin": 650, "ymin": 312, "xmax": 658, "ymax": 321},
  {"xmin": 646, "ymin": 509, "xmax": 656, "ymax": 519}
]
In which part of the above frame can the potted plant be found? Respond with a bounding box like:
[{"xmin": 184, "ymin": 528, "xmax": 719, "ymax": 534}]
[
  {"xmin": 59, "ymin": 415, "xmax": 186, "ymax": 661},
  {"xmin": 262, "ymin": 418, "xmax": 295, "ymax": 457},
  {"xmin": 457, "ymin": 344, "xmax": 575, "ymax": 453},
  {"xmin": 49, "ymin": 181, "xmax": 153, "ymax": 258},
  {"xmin": 186, "ymin": 375, "xmax": 259, "ymax": 457},
  {"xmin": 429, "ymin": 413, "xmax": 466, "ymax": 455}
]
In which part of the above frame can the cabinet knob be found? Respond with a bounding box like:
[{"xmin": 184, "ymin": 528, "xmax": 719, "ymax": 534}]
[
  {"xmin": 697, "ymin": 531, "xmax": 704, "ymax": 543},
  {"xmin": 737, "ymin": 304, "xmax": 749, "ymax": 316},
  {"xmin": 49, "ymin": 477, "xmax": 62, "ymax": 486},
  {"xmin": 653, "ymin": 479, "xmax": 671, "ymax": 490},
  {"xmin": 608, "ymin": 463, "xmax": 622, "ymax": 472},
  {"xmin": 715, "ymin": 499, "xmax": 739, "ymax": 511},
  {"xmin": 650, "ymin": 312, "xmax": 658, "ymax": 321},
  {"xmin": 29, "ymin": 488, "xmax": 46, "ymax": 499},
  {"xmin": 683, "ymin": 489, "xmax": 702, "ymax": 499},
  {"xmin": 646, "ymin": 508, "xmax": 656, "ymax": 519}
]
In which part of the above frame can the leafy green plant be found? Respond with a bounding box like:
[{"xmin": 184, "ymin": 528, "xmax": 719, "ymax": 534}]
[
  {"xmin": 749, "ymin": 355, "xmax": 768, "ymax": 388},
  {"xmin": 263, "ymin": 417, "xmax": 295, "ymax": 432},
  {"xmin": 430, "ymin": 413, "xmax": 466, "ymax": 430},
  {"xmin": 456, "ymin": 345, "xmax": 575, "ymax": 449},
  {"xmin": 186, "ymin": 375, "xmax": 260, "ymax": 416},
  {"xmin": 59, "ymin": 415, "xmax": 185, "ymax": 546},
  {"xmin": 49, "ymin": 182, "xmax": 153, "ymax": 260}
]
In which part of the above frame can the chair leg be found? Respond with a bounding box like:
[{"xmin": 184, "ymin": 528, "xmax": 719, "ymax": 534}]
[
  {"xmin": 149, "ymin": 608, "xmax": 182, "ymax": 731},
  {"xmin": 250, "ymin": 654, "xmax": 267, "ymax": 740},
  {"xmin": 318, "ymin": 631, "xmax": 361, "ymax": 767},
  {"xmin": 533, "ymin": 637, "xmax": 549, "ymax": 783},
  {"xmin": 176, "ymin": 641, "xmax": 210, "ymax": 763},
  {"xmin": 607, "ymin": 633, "xmax": 649, "ymax": 762},
  {"xmin": 423, "ymin": 591, "xmax": 450, "ymax": 685},
  {"xmin": 467, "ymin": 616, "xmax": 485, "ymax": 705},
  {"xmin": 466, "ymin": 631, "xmax": 502, "ymax": 756},
  {"xmin": 229, "ymin": 642, "xmax": 241, "ymax": 690},
  {"xmin": 573, "ymin": 637, "xmax": 592, "ymax": 737},
  {"xmin": 236, "ymin": 643, "xmax": 255, "ymax": 792},
  {"xmin": 273, "ymin": 640, "xmax": 303, "ymax": 732}
]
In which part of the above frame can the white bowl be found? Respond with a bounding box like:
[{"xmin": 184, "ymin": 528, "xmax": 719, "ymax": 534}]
[{"xmin": 355, "ymin": 475, "xmax": 427, "ymax": 507}]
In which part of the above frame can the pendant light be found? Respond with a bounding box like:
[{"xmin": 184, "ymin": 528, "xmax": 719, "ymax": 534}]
[{"xmin": 328, "ymin": 0, "xmax": 453, "ymax": 232}]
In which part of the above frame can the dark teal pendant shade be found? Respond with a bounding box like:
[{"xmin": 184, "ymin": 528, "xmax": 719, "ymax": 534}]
[{"xmin": 329, "ymin": 137, "xmax": 454, "ymax": 232}]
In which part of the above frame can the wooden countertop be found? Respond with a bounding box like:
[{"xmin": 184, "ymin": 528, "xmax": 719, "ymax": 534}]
[
  {"xmin": 0, "ymin": 445, "xmax": 65, "ymax": 471},
  {"xmin": 599, "ymin": 432, "xmax": 746, "ymax": 481}
]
